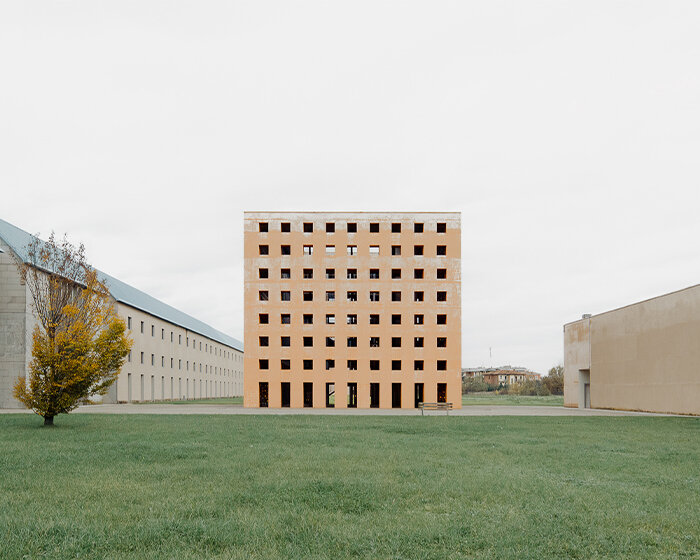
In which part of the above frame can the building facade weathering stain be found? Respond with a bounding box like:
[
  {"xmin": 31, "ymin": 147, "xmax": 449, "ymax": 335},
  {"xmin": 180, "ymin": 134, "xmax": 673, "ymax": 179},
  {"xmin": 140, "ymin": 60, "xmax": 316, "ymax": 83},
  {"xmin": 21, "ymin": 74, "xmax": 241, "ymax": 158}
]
[
  {"xmin": 244, "ymin": 212, "xmax": 462, "ymax": 409},
  {"xmin": 564, "ymin": 284, "xmax": 700, "ymax": 416},
  {"xmin": 0, "ymin": 218, "xmax": 243, "ymax": 408}
]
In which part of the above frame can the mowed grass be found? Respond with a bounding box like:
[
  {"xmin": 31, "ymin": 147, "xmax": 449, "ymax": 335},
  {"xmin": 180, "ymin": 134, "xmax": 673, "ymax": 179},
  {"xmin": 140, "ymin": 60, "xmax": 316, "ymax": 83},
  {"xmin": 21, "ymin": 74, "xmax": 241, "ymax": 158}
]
[
  {"xmin": 462, "ymin": 393, "xmax": 564, "ymax": 406},
  {"xmin": 0, "ymin": 415, "xmax": 698, "ymax": 559}
]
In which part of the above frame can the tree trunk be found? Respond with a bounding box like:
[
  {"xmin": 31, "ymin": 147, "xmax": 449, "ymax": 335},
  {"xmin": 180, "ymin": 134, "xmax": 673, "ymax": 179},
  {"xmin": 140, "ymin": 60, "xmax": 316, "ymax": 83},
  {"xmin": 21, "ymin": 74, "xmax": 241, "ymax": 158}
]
[{"xmin": 43, "ymin": 415, "xmax": 54, "ymax": 426}]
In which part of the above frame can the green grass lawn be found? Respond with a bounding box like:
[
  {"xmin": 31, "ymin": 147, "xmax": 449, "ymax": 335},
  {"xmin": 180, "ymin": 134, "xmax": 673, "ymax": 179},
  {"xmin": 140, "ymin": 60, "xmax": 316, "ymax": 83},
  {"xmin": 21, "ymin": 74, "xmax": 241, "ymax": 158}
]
[
  {"xmin": 1, "ymin": 415, "xmax": 698, "ymax": 559},
  {"xmin": 135, "ymin": 396, "xmax": 243, "ymax": 405},
  {"xmin": 462, "ymin": 392, "xmax": 564, "ymax": 406}
]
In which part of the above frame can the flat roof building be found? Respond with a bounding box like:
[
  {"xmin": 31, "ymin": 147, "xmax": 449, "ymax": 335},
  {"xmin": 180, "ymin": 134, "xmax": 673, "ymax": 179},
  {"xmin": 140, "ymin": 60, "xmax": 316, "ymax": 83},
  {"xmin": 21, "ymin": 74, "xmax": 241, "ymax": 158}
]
[
  {"xmin": 564, "ymin": 284, "xmax": 700, "ymax": 416},
  {"xmin": 0, "ymin": 218, "xmax": 243, "ymax": 408},
  {"xmin": 244, "ymin": 212, "xmax": 462, "ymax": 409}
]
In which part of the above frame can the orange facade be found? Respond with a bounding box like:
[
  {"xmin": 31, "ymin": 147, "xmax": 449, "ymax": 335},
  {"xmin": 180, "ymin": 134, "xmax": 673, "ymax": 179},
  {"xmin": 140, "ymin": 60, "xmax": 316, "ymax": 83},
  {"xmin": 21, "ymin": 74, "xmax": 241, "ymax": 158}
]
[{"xmin": 244, "ymin": 212, "xmax": 461, "ymax": 409}]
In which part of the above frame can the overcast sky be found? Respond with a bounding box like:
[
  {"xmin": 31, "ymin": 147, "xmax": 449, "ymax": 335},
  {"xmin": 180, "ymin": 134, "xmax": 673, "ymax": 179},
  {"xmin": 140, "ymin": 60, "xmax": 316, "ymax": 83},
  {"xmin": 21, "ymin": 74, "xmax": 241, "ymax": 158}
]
[{"xmin": 2, "ymin": 2, "xmax": 699, "ymax": 374}]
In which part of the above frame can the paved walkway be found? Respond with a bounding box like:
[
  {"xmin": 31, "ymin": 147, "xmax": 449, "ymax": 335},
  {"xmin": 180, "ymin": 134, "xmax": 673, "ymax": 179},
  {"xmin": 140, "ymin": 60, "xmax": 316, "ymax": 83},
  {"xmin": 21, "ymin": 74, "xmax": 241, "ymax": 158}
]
[{"xmin": 0, "ymin": 404, "xmax": 679, "ymax": 416}]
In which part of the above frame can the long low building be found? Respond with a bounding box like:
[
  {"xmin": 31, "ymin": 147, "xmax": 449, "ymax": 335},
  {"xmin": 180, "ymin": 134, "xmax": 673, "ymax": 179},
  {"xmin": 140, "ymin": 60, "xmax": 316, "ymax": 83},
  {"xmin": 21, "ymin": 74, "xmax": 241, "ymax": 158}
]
[
  {"xmin": 564, "ymin": 284, "xmax": 700, "ymax": 416},
  {"xmin": 0, "ymin": 218, "xmax": 243, "ymax": 408}
]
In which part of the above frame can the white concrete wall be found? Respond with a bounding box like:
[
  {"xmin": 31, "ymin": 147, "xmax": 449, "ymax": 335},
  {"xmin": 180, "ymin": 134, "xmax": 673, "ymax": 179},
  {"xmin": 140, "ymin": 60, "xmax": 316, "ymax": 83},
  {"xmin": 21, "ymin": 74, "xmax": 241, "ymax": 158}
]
[
  {"xmin": 110, "ymin": 303, "xmax": 244, "ymax": 402},
  {"xmin": 0, "ymin": 239, "xmax": 28, "ymax": 408}
]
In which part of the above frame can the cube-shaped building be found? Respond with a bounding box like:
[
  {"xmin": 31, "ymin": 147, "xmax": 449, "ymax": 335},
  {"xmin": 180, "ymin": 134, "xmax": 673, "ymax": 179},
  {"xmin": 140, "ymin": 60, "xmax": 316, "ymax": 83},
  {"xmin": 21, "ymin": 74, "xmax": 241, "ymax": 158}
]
[{"xmin": 244, "ymin": 212, "xmax": 461, "ymax": 409}]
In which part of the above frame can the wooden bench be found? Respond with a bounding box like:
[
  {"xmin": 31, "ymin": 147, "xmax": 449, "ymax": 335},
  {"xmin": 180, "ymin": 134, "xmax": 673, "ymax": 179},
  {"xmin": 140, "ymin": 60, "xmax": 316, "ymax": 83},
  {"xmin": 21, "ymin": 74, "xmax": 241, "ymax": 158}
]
[{"xmin": 419, "ymin": 402, "xmax": 453, "ymax": 415}]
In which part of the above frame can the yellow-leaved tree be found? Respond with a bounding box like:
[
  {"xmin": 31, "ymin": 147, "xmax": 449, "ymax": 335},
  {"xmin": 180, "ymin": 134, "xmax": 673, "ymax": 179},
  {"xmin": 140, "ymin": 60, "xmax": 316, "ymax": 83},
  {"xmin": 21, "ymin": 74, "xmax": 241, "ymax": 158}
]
[{"xmin": 13, "ymin": 233, "xmax": 132, "ymax": 425}]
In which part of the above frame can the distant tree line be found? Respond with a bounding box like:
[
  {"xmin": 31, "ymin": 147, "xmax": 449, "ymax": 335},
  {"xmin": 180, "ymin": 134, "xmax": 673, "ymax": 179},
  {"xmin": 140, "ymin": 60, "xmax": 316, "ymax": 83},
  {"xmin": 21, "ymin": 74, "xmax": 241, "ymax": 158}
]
[{"xmin": 462, "ymin": 365, "xmax": 564, "ymax": 396}]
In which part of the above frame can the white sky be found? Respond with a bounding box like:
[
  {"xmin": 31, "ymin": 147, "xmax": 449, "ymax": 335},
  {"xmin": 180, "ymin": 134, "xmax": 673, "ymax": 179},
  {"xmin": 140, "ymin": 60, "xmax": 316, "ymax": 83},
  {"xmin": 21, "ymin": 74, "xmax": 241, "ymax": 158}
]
[{"xmin": 2, "ymin": 2, "xmax": 699, "ymax": 374}]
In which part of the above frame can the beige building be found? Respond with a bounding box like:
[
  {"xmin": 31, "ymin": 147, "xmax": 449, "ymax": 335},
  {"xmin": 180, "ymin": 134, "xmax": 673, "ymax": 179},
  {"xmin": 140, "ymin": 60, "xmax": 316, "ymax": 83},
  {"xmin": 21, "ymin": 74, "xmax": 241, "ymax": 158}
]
[
  {"xmin": 564, "ymin": 284, "xmax": 700, "ymax": 416},
  {"xmin": 244, "ymin": 212, "xmax": 462, "ymax": 409},
  {"xmin": 0, "ymin": 218, "xmax": 243, "ymax": 408}
]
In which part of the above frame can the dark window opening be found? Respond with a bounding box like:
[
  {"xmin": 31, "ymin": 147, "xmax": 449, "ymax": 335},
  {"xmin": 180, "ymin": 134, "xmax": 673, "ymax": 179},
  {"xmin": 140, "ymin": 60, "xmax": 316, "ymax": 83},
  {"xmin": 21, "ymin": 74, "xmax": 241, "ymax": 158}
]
[
  {"xmin": 414, "ymin": 245, "xmax": 424, "ymax": 256},
  {"xmin": 281, "ymin": 336, "xmax": 290, "ymax": 347},
  {"xmin": 370, "ymin": 269, "xmax": 379, "ymax": 279},
  {"xmin": 437, "ymin": 291, "xmax": 447, "ymax": 302},
  {"xmin": 370, "ymin": 291, "xmax": 380, "ymax": 302},
  {"xmin": 414, "ymin": 269, "xmax": 424, "ymax": 279},
  {"xmin": 303, "ymin": 314, "xmax": 313, "ymax": 324},
  {"xmin": 259, "ymin": 382, "xmax": 268, "ymax": 407},
  {"xmin": 326, "ymin": 268, "xmax": 335, "ymax": 279},
  {"xmin": 392, "ymin": 337, "xmax": 401, "ymax": 348},
  {"xmin": 259, "ymin": 268, "xmax": 268, "ymax": 279},
  {"xmin": 370, "ymin": 360, "xmax": 380, "ymax": 371},
  {"xmin": 370, "ymin": 337, "xmax": 380, "ymax": 348},
  {"xmin": 259, "ymin": 245, "xmax": 269, "ymax": 255},
  {"xmin": 414, "ymin": 360, "xmax": 424, "ymax": 371},
  {"xmin": 303, "ymin": 291, "xmax": 313, "ymax": 302},
  {"xmin": 414, "ymin": 223, "xmax": 424, "ymax": 233},
  {"xmin": 414, "ymin": 314, "xmax": 424, "ymax": 325},
  {"xmin": 259, "ymin": 336, "xmax": 269, "ymax": 347},
  {"xmin": 437, "ymin": 360, "xmax": 447, "ymax": 371},
  {"xmin": 281, "ymin": 382, "xmax": 290, "ymax": 407},
  {"xmin": 347, "ymin": 337, "xmax": 357, "ymax": 347},
  {"xmin": 369, "ymin": 222, "xmax": 379, "ymax": 233},
  {"xmin": 437, "ymin": 268, "xmax": 447, "ymax": 279},
  {"xmin": 259, "ymin": 222, "xmax": 268, "ymax": 232},
  {"xmin": 370, "ymin": 314, "xmax": 380, "ymax": 325},
  {"xmin": 347, "ymin": 360, "xmax": 358, "ymax": 370},
  {"xmin": 392, "ymin": 360, "xmax": 401, "ymax": 371},
  {"xmin": 303, "ymin": 336, "xmax": 313, "ymax": 347},
  {"xmin": 392, "ymin": 268, "xmax": 401, "ymax": 279},
  {"xmin": 259, "ymin": 359, "xmax": 269, "ymax": 370},
  {"xmin": 391, "ymin": 223, "xmax": 401, "ymax": 233},
  {"xmin": 281, "ymin": 314, "xmax": 291, "ymax": 324},
  {"xmin": 303, "ymin": 382, "xmax": 313, "ymax": 407},
  {"xmin": 370, "ymin": 383, "xmax": 380, "ymax": 408},
  {"xmin": 391, "ymin": 291, "xmax": 401, "ymax": 302},
  {"xmin": 281, "ymin": 222, "xmax": 291, "ymax": 232},
  {"xmin": 347, "ymin": 222, "xmax": 357, "ymax": 233},
  {"xmin": 347, "ymin": 383, "xmax": 358, "ymax": 408},
  {"xmin": 281, "ymin": 359, "xmax": 291, "ymax": 370},
  {"xmin": 392, "ymin": 383, "xmax": 401, "ymax": 408},
  {"xmin": 303, "ymin": 268, "xmax": 313, "ymax": 279},
  {"xmin": 437, "ymin": 314, "xmax": 447, "ymax": 325},
  {"xmin": 303, "ymin": 360, "xmax": 313, "ymax": 370},
  {"xmin": 414, "ymin": 337, "xmax": 424, "ymax": 347},
  {"xmin": 437, "ymin": 383, "xmax": 447, "ymax": 403},
  {"xmin": 281, "ymin": 245, "xmax": 291, "ymax": 255},
  {"xmin": 259, "ymin": 313, "xmax": 269, "ymax": 324},
  {"xmin": 281, "ymin": 268, "xmax": 291, "ymax": 279},
  {"xmin": 391, "ymin": 314, "xmax": 401, "ymax": 325},
  {"xmin": 303, "ymin": 222, "xmax": 313, "ymax": 233},
  {"xmin": 437, "ymin": 222, "xmax": 446, "ymax": 233},
  {"xmin": 347, "ymin": 269, "xmax": 357, "ymax": 279},
  {"xmin": 326, "ymin": 223, "xmax": 335, "ymax": 233},
  {"xmin": 437, "ymin": 245, "xmax": 446, "ymax": 256},
  {"xmin": 414, "ymin": 383, "xmax": 424, "ymax": 408}
]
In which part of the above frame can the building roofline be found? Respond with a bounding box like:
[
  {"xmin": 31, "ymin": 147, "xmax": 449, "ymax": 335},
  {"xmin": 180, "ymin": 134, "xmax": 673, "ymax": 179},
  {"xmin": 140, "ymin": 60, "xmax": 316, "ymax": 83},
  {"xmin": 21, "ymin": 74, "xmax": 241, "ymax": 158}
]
[
  {"xmin": 0, "ymin": 218, "xmax": 243, "ymax": 352},
  {"xmin": 243, "ymin": 211, "xmax": 461, "ymax": 215},
  {"xmin": 564, "ymin": 282, "xmax": 700, "ymax": 327}
]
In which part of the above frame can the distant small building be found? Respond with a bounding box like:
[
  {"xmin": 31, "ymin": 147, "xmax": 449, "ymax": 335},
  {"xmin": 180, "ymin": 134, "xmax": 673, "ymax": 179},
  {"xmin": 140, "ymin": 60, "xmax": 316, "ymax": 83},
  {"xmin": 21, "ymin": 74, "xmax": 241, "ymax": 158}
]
[{"xmin": 462, "ymin": 366, "xmax": 541, "ymax": 385}]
